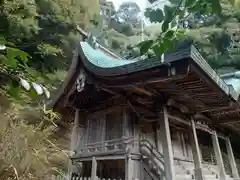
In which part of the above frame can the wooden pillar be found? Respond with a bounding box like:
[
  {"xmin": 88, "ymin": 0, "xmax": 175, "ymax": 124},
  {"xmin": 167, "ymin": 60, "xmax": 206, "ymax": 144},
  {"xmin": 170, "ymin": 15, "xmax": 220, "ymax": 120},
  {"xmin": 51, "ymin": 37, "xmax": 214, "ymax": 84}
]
[
  {"xmin": 226, "ymin": 137, "xmax": 239, "ymax": 179},
  {"xmin": 91, "ymin": 156, "xmax": 97, "ymax": 180},
  {"xmin": 122, "ymin": 108, "xmax": 130, "ymax": 137},
  {"xmin": 68, "ymin": 109, "xmax": 80, "ymax": 180},
  {"xmin": 211, "ymin": 131, "xmax": 226, "ymax": 180},
  {"xmin": 159, "ymin": 106, "xmax": 175, "ymax": 180},
  {"xmin": 189, "ymin": 118, "xmax": 205, "ymax": 180},
  {"xmin": 133, "ymin": 119, "xmax": 140, "ymax": 153},
  {"xmin": 70, "ymin": 109, "xmax": 80, "ymax": 155},
  {"xmin": 125, "ymin": 116, "xmax": 141, "ymax": 180},
  {"xmin": 126, "ymin": 155, "xmax": 141, "ymax": 180},
  {"xmin": 156, "ymin": 128, "xmax": 162, "ymax": 153}
]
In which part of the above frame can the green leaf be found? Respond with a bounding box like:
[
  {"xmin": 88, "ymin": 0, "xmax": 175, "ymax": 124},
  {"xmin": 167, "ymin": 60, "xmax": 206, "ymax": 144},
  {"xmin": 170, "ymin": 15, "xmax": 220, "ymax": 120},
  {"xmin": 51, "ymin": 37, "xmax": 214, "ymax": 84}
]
[
  {"xmin": 175, "ymin": 29, "xmax": 185, "ymax": 40},
  {"xmin": 163, "ymin": 38, "xmax": 175, "ymax": 51},
  {"xmin": 6, "ymin": 41, "xmax": 16, "ymax": 47},
  {"xmin": 169, "ymin": 0, "xmax": 181, "ymax": 5},
  {"xmin": 8, "ymin": 80, "xmax": 20, "ymax": 99},
  {"xmin": 162, "ymin": 21, "xmax": 169, "ymax": 32},
  {"xmin": 212, "ymin": 0, "xmax": 222, "ymax": 15},
  {"xmin": 177, "ymin": 10, "xmax": 185, "ymax": 18},
  {"xmin": 145, "ymin": 8, "xmax": 164, "ymax": 23},
  {"xmin": 164, "ymin": 30, "xmax": 175, "ymax": 40},
  {"xmin": 187, "ymin": 2, "xmax": 201, "ymax": 13},
  {"xmin": 185, "ymin": 0, "xmax": 197, "ymax": 8},
  {"xmin": 0, "ymin": 35, "xmax": 6, "ymax": 44},
  {"xmin": 139, "ymin": 40, "xmax": 154, "ymax": 55},
  {"xmin": 5, "ymin": 48, "xmax": 29, "ymax": 68},
  {"xmin": 16, "ymin": 49, "xmax": 30, "ymax": 64},
  {"xmin": 6, "ymin": 49, "xmax": 19, "ymax": 68},
  {"xmin": 29, "ymin": 87, "xmax": 39, "ymax": 98},
  {"xmin": 164, "ymin": 5, "xmax": 175, "ymax": 22},
  {"xmin": 148, "ymin": 0, "xmax": 158, "ymax": 3},
  {"xmin": 152, "ymin": 42, "xmax": 165, "ymax": 56}
]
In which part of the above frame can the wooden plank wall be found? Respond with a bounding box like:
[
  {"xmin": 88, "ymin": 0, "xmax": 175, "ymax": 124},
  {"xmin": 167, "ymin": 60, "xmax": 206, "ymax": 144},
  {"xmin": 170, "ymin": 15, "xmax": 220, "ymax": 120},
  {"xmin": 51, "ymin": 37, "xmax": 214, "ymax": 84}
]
[{"xmin": 82, "ymin": 108, "xmax": 134, "ymax": 146}]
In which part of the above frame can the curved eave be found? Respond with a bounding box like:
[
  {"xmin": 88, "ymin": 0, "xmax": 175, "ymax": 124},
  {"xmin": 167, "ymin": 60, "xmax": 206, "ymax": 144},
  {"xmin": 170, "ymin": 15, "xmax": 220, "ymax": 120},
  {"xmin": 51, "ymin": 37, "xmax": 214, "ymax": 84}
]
[
  {"xmin": 78, "ymin": 41, "xmax": 191, "ymax": 77},
  {"xmin": 79, "ymin": 42, "xmax": 237, "ymax": 100},
  {"xmin": 47, "ymin": 51, "xmax": 81, "ymax": 111},
  {"xmin": 48, "ymin": 41, "xmax": 240, "ymax": 113}
]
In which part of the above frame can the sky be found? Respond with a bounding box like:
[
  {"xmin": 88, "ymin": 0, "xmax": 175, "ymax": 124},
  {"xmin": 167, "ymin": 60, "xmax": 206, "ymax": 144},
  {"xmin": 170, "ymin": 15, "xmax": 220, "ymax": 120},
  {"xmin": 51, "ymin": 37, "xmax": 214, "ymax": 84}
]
[
  {"xmin": 111, "ymin": 0, "xmax": 147, "ymax": 11},
  {"xmin": 107, "ymin": 0, "xmax": 167, "ymax": 26},
  {"xmin": 110, "ymin": 0, "xmax": 167, "ymax": 11}
]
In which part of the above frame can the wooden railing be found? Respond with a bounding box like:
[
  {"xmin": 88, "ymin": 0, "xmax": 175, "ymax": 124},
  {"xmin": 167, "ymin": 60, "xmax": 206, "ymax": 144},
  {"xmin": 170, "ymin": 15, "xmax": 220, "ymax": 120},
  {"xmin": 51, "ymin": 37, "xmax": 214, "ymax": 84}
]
[
  {"xmin": 74, "ymin": 137, "xmax": 134, "ymax": 156},
  {"xmin": 71, "ymin": 173, "xmax": 124, "ymax": 180},
  {"xmin": 221, "ymin": 152, "xmax": 232, "ymax": 175},
  {"xmin": 72, "ymin": 177, "xmax": 123, "ymax": 180},
  {"xmin": 200, "ymin": 145, "xmax": 216, "ymax": 164}
]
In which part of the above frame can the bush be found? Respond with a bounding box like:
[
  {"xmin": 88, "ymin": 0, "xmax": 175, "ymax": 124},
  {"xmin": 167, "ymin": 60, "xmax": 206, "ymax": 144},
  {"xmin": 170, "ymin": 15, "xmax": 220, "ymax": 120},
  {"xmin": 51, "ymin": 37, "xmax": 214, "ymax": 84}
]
[
  {"xmin": 120, "ymin": 24, "xmax": 133, "ymax": 36},
  {"xmin": 111, "ymin": 39, "xmax": 121, "ymax": 50},
  {"xmin": 0, "ymin": 103, "xmax": 68, "ymax": 180}
]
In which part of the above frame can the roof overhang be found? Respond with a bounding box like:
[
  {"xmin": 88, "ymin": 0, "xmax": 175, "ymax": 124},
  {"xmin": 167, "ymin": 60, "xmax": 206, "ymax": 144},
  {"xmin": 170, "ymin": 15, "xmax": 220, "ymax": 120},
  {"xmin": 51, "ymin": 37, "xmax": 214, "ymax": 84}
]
[{"xmin": 48, "ymin": 41, "xmax": 240, "ymax": 133}]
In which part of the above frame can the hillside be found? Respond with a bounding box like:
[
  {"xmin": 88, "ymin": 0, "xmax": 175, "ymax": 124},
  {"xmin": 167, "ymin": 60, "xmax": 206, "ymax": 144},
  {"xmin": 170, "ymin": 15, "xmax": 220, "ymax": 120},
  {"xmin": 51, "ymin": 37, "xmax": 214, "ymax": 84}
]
[{"xmin": 0, "ymin": 0, "xmax": 96, "ymax": 179}]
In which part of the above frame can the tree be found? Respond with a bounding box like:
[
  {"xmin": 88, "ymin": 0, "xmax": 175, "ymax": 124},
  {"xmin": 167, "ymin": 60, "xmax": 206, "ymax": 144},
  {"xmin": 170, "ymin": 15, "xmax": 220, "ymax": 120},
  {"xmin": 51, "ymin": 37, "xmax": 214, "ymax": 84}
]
[
  {"xmin": 0, "ymin": 0, "xmax": 99, "ymax": 99},
  {"xmin": 0, "ymin": 0, "xmax": 99, "ymax": 178},
  {"xmin": 180, "ymin": 0, "xmax": 240, "ymax": 70},
  {"xmin": 138, "ymin": 0, "xmax": 240, "ymax": 57},
  {"xmin": 115, "ymin": 2, "xmax": 142, "ymax": 28}
]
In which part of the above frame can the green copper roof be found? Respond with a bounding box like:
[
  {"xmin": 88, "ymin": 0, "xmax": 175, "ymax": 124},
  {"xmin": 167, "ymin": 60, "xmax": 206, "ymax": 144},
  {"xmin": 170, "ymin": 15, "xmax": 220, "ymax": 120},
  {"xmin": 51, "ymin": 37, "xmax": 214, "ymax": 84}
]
[
  {"xmin": 80, "ymin": 42, "xmax": 137, "ymax": 68},
  {"xmin": 222, "ymin": 71, "xmax": 240, "ymax": 93}
]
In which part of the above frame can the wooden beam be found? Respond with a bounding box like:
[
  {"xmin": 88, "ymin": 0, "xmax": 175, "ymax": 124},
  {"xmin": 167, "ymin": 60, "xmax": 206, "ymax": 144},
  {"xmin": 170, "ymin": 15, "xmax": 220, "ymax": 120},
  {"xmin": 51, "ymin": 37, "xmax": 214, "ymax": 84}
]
[
  {"xmin": 87, "ymin": 104, "xmax": 127, "ymax": 119},
  {"xmin": 167, "ymin": 99, "xmax": 189, "ymax": 113},
  {"xmin": 85, "ymin": 96, "xmax": 127, "ymax": 114},
  {"xmin": 130, "ymin": 86, "xmax": 153, "ymax": 96},
  {"xmin": 193, "ymin": 113, "xmax": 213, "ymax": 123},
  {"xmin": 72, "ymin": 154, "xmax": 125, "ymax": 162},
  {"xmin": 218, "ymin": 118, "xmax": 240, "ymax": 124},
  {"xmin": 170, "ymin": 80, "xmax": 208, "ymax": 110},
  {"xmin": 101, "ymin": 87, "xmax": 121, "ymax": 96},
  {"xmin": 209, "ymin": 109, "xmax": 240, "ymax": 116},
  {"xmin": 146, "ymin": 75, "xmax": 188, "ymax": 85},
  {"xmin": 147, "ymin": 87, "xmax": 191, "ymax": 114},
  {"xmin": 168, "ymin": 114, "xmax": 214, "ymax": 134},
  {"xmin": 217, "ymin": 133, "xmax": 228, "ymax": 140}
]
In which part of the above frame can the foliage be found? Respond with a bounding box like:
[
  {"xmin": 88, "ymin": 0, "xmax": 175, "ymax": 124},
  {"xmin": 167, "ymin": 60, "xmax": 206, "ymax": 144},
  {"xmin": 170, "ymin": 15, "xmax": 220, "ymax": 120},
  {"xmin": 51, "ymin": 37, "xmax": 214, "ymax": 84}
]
[
  {"xmin": 0, "ymin": 0, "xmax": 99, "ymax": 179},
  {"xmin": 0, "ymin": 0, "xmax": 99, "ymax": 98},
  {"xmin": 111, "ymin": 39, "xmax": 121, "ymax": 50},
  {"xmin": 115, "ymin": 2, "xmax": 142, "ymax": 28},
  {"xmin": 0, "ymin": 37, "xmax": 50, "ymax": 99},
  {"xmin": 180, "ymin": 0, "xmax": 240, "ymax": 70},
  {"xmin": 139, "ymin": 0, "xmax": 240, "ymax": 57},
  {"xmin": 0, "ymin": 102, "xmax": 68, "ymax": 180}
]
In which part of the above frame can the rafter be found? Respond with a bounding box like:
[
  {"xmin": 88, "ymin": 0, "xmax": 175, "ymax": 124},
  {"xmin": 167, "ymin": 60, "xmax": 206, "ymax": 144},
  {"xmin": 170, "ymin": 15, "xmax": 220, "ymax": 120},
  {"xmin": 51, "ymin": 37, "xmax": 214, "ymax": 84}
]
[{"xmin": 218, "ymin": 118, "xmax": 240, "ymax": 124}]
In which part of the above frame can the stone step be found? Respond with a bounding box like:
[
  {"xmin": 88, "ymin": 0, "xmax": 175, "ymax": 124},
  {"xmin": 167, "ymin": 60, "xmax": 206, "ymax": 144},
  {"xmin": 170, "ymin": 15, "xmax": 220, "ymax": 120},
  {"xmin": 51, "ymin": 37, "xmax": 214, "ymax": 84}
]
[
  {"xmin": 203, "ymin": 167, "xmax": 218, "ymax": 174},
  {"xmin": 175, "ymin": 167, "xmax": 192, "ymax": 175},
  {"xmin": 202, "ymin": 170, "xmax": 216, "ymax": 175},
  {"xmin": 204, "ymin": 174, "xmax": 218, "ymax": 179},
  {"xmin": 176, "ymin": 174, "xmax": 193, "ymax": 180}
]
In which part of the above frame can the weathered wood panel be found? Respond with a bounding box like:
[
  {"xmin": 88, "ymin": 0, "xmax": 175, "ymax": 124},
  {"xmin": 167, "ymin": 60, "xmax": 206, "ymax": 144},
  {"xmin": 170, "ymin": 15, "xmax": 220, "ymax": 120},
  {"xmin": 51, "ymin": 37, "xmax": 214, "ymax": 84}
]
[{"xmin": 105, "ymin": 110, "xmax": 123, "ymax": 141}]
